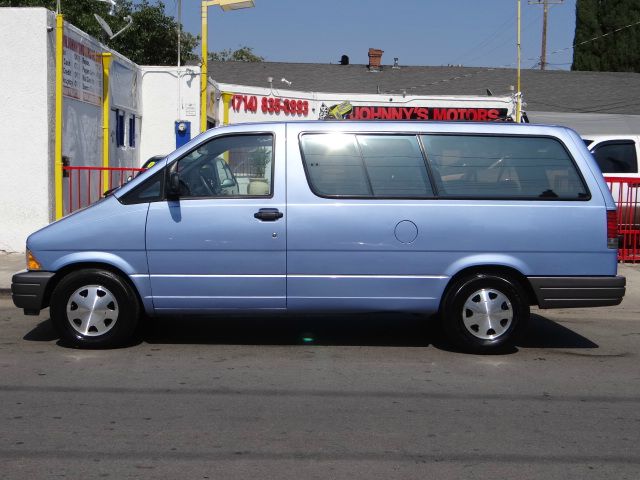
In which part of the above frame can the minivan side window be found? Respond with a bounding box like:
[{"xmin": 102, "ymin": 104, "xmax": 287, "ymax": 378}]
[
  {"xmin": 300, "ymin": 134, "xmax": 434, "ymax": 198},
  {"xmin": 120, "ymin": 169, "xmax": 165, "ymax": 204},
  {"xmin": 591, "ymin": 141, "xmax": 638, "ymax": 174},
  {"xmin": 176, "ymin": 134, "xmax": 273, "ymax": 198},
  {"xmin": 421, "ymin": 135, "xmax": 588, "ymax": 199}
]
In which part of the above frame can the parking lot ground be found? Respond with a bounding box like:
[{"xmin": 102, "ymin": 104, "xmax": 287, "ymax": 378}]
[{"xmin": 0, "ymin": 265, "xmax": 639, "ymax": 480}]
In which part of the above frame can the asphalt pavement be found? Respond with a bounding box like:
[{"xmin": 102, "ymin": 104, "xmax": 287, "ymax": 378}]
[{"xmin": 0, "ymin": 259, "xmax": 639, "ymax": 479}]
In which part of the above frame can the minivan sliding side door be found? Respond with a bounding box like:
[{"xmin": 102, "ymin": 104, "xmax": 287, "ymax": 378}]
[{"xmin": 144, "ymin": 127, "xmax": 286, "ymax": 313}]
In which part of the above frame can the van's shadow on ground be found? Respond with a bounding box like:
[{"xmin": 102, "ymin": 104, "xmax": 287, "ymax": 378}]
[{"xmin": 24, "ymin": 312, "xmax": 598, "ymax": 353}]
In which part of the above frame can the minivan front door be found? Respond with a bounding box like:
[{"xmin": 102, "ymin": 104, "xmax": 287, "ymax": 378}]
[{"xmin": 145, "ymin": 129, "xmax": 286, "ymax": 313}]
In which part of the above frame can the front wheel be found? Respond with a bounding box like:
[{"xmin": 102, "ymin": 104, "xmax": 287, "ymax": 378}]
[
  {"xmin": 50, "ymin": 269, "xmax": 140, "ymax": 348},
  {"xmin": 440, "ymin": 273, "xmax": 529, "ymax": 353}
]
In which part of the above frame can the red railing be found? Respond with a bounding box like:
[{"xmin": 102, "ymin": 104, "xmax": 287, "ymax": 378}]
[
  {"xmin": 606, "ymin": 177, "xmax": 640, "ymax": 263},
  {"xmin": 63, "ymin": 166, "xmax": 144, "ymax": 214}
]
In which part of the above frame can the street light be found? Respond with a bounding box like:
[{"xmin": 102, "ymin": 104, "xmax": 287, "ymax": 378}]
[{"xmin": 200, "ymin": 0, "xmax": 255, "ymax": 132}]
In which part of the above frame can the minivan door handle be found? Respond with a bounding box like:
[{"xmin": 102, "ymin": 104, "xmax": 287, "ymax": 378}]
[{"xmin": 254, "ymin": 208, "xmax": 283, "ymax": 221}]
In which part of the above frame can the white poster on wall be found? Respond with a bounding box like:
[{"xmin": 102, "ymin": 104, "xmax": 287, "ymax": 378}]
[{"xmin": 62, "ymin": 29, "xmax": 102, "ymax": 106}]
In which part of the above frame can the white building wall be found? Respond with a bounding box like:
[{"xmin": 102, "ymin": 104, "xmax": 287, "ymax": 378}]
[
  {"xmin": 0, "ymin": 8, "xmax": 55, "ymax": 252},
  {"xmin": 109, "ymin": 56, "xmax": 142, "ymax": 168},
  {"xmin": 0, "ymin": 8, "xmax": 145, "ymax": 251},
  {"xmin": 140, "ymin": 66, "xmax": 200, "ymax": 163}
]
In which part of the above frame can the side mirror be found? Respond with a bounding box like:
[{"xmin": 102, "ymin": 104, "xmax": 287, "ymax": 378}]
[
  {"xmin": 220, "ymin": 178, "xmax": 236, "ymax": 188},
  {"xmin": 167, "ymin": 171, "xmax": 181, "ymax": 197}
]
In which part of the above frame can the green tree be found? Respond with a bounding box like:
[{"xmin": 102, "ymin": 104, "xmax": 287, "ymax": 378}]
[
  {"xmin": 572, "ymin": 0, "xmax": 640, "ymax": 72},
  {"xmin": 209, "ymin": 46, "xmax": 263, "ymax": 62},
  {"xmin": 0, "ymin": 0, "xmax": 199, "ymax": 65}
]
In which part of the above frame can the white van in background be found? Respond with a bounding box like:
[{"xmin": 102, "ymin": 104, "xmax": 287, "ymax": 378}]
[
  {"xmin": 583, "ymin": 135, "xmax": 640, "ymax": 178},
  {"xmin": 584, "ymin": 136, "xmax": 640, "ymax": 252}
]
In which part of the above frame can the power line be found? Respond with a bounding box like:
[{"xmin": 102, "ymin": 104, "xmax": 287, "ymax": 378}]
[
  {"xmin": 384, "ymin": 18, "xmax": 640, "ymax": 96},
  {"xmin": 462, "ymin": 14, "xmax": 541, "ymax": 67},
  {"xmin": 513, "ymin": 17, "xmax": 640, "ymax": 66},
  {"xmin": 451, "ymin": 13, "xmax": 515, "ymax": 65},
  {"xmin": 547, "ymin": 18, "xmax": 640, "ymax": 58}
]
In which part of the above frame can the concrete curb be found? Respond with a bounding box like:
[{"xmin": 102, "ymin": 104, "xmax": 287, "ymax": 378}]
[{"xmin": 0, "ymin": 252, "xmax": 24, "ymax": 292}]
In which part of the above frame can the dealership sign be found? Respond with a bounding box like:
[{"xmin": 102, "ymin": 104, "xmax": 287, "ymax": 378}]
[
  {"xmin": 230, "ymin": 95, "xmax": 511, "ymax": 122},
  {"xmin": 346, "ymin": 106, "xmax": 509, "ymax": 121},
  {"xmin": 319, "ymin": 102, "xmax": 509, "ymax": 121}
]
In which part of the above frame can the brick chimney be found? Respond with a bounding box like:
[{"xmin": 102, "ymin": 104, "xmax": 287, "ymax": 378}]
[{"xmin": 368, "ymin": 48, "xmax": 384, "ymax": 71}]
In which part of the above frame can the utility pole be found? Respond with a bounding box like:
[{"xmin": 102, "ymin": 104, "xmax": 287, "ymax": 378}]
[
  {"xmin": 177, "ymin": 0, "xmax": 182, "ymax": 66},
  {"xmin": 529, "ymin": 0, "xmax": 563, "ymax": 70}
]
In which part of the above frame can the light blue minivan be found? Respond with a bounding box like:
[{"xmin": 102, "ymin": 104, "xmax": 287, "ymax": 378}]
[{"xmin": 12, "ymin": 121, "xmax": 626, "ymax": 353}]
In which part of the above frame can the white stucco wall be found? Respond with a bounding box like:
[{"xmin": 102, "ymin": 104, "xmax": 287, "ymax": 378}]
[
  {"xmin": 139, "ymin": 66, "xmax": 200, "ymax": 163},
  {"xmin": 0, "ymin": 8, "xmax": 145, "ymax": 250},
  {"xmin": 0, "ymin": 8, "xmax": 55, "ymax": 252}
]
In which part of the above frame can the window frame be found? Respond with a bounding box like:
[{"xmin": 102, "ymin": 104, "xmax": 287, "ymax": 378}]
[
  {"xmin": 298, "ymin": 131, "xmax": 591, "ymax": 202},
  {"xmin": 166, "ymin": 131, "xmax": 276, "ymax": 201},
  {"xmin": 299, "ymin": 132, "xmax": 438, "ymax": 200},
  {"xmin": 115, "ymin": 109, "xmax": 125, "ymax": 148},
  {"xmin": 119, "ymin": 167, "xmax": 166, "ymax": 205},
  {"xmin": 590, "ymin": 139, "xmax": 638, "ymax": 175},
  {"xmin": 129, "ymin": 115, "xmax": 136, "ymax": 148},
  {"xmin": 120, "ymin": 132, "xmax": 277, "ymax": 204}
]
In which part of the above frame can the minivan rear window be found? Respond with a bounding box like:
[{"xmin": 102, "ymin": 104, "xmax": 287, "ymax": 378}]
[{"xmin": 421, "ymin": 135, "xmax": 589, "ymax": 199}]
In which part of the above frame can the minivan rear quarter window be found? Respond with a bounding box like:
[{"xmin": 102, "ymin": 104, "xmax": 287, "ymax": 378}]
[{"xmin": 421, "ymin": 134, "xmax": 589, "ymax": 199}]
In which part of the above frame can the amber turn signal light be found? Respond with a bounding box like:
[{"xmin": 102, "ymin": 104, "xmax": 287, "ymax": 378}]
[{"xmin": 26, "ymin": 250, "xmax": 42, "ymax": 270}]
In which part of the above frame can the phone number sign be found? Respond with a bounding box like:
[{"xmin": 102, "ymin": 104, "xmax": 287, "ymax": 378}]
[{"xmin": 231, "ymin": 95, "xmax": 310, "ymax": 116}]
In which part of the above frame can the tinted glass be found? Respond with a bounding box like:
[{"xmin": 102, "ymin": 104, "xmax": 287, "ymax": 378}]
[
  {"xmin": 120, "ymin": 169, "xmax": 164, "ymax": 204},
  {"xmin": 357, "ymin": 136, "xmax": 433, "ymax": 197},
  {"xmin": 300, "ymin": 134, "xmax": 371, "ymax": 196},
  {"xmin": 421, "ymin": 135, "xmax": 588, "ymax": 199},
  {"xmin": 592, "ymin": 142, "xmax": 638, "ymax": 174},
  {"xmin": 176, "ymin": 134, "xmax": 273, "ymax": 198},
  {"xmin": 300, "ymin": 134, "xmax": 434, "ymax": 198}
]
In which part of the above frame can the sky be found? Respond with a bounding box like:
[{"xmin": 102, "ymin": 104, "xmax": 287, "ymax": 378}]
[{"xmin": 167, "ymin": 0, "xmax": 578, "ymax": 70}]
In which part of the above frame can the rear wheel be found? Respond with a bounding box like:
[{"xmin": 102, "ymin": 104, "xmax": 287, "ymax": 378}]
[
  {"xmin": 50, "ymin": 269, "xmax": 140, "ymax": 348},
  {"xmin": 441, "ymin": 272, "xmax": 529, "ymax": 353}
]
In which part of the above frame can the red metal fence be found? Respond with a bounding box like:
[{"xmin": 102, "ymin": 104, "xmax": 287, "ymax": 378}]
[
  {"xmin": 62, "ymin": 167, "xmax": 640, "ymax": 263},
  {"xmin": 606, "ymin": 177, "xmax": 640, "ymax": 263},
  {"xmin": 63, "ymin": 166, "xmax": 144, "ymax": 214}
]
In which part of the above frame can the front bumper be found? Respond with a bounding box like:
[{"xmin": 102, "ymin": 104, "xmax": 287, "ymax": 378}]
[
  {"xmin": 11, "ymin": 270, "xmax": 55, "ymax": 315},
  {"xmin": 529, "ymin": 276, "xmax": 626, "ymax": 309}
]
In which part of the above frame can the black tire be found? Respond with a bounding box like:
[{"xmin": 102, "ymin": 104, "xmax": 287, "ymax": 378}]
[
  {"xmin": 440, "ymin": 272, "xmax": 529, "ymax": 353},
  {"xmin": 50, "ymin": 268, "xmax": 140, "ymax": 348}
]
